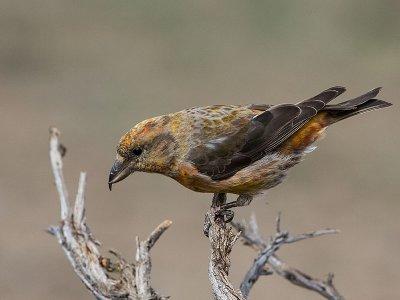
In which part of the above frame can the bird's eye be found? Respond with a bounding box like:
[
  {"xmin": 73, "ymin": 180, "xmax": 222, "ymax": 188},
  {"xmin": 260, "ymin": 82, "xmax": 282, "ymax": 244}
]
[{"xmin": 132, "ymin": 148, "xmax": 143, "ymax": 156}]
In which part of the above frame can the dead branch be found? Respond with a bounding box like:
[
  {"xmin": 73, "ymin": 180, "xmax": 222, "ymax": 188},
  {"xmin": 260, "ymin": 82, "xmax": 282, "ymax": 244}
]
[
  {"xmin": 48, "ymin": 127, "xmax": 170, "ymax": 300},
  {"xmin": 239, "ymin": 229, "xmax": 288, "ymax": 298},
  {"xmin": 48, "ymin": 128, "xmax": 344, "ymax": 300},
  {"xmin": 232, "ymin": 213, "xmax": 344, "ymax": 300}
]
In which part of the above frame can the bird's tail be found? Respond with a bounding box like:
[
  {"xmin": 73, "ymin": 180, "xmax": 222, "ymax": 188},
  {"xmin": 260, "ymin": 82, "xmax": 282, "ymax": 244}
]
[
  {"xmin": 278, "ymin": 86, "xmax": 391, "ymax": 155},
  {"xmin": 323, "ymin": 87, "xmax": 392, "ymax": 124}
]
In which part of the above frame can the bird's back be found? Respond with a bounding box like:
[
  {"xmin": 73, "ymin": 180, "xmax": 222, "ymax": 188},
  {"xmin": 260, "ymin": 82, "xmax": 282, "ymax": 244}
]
[
  {"xmin": 177, "ymin": 105, "xmax": 258, "ymax": 142},
  {"xmin": 167, "ymin": 104, "xmax": 260, "ymax": 156}
]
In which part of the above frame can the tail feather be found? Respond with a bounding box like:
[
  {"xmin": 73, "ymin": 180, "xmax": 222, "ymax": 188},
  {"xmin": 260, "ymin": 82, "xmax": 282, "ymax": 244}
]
[
  {"xmin": 279, "ymin": 86, "xmax": 391, "ymax": 154},
  {"xmin": 323, "ymin": 87, "xmax": 392, "ymax": 123}
]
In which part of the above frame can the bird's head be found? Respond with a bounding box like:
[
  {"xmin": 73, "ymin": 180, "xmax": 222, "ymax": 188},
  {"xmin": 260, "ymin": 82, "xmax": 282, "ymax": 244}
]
[{"xmin": 108, "ymin": 115, "xmax": 178, "ymax": 190}]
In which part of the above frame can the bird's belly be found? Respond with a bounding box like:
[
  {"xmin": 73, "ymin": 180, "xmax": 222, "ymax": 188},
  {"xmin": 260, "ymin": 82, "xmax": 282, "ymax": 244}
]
[{"xmin": 174, "ymin": 153, "xmax": 301, "ymax": 195}]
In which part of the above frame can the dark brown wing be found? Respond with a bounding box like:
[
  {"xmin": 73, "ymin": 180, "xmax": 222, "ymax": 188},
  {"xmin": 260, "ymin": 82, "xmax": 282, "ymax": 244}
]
[{"xmin": 188, "ymin": 86, "xmax": 346, "ymax": 180}]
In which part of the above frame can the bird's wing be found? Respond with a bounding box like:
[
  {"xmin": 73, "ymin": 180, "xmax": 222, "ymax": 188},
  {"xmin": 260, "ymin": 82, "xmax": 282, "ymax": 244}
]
[{"xmin": 187, "ymin": 86, "xmax": 346, "ymax": 180}]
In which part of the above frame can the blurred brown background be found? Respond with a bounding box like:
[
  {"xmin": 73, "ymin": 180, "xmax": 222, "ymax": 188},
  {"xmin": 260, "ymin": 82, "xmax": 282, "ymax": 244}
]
[{"xmin": 0, "ymin": 1, "xmax": 399, "ymax": 299}]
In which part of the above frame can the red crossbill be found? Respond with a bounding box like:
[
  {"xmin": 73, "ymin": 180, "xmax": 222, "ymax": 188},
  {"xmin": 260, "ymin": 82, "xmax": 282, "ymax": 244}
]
[{"xmin": 108, "ymin": 86, "xmax": 391, "ymax": 214}]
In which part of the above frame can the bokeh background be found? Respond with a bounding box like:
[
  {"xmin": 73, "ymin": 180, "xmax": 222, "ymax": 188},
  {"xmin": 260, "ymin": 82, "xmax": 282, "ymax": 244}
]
[{"xmin": 1, "ymin": 1, "xmax": 399, "ymax": 299}]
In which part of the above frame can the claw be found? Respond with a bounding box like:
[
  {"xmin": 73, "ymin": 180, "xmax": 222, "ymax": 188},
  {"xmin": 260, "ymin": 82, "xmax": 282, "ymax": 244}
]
[{"xmin": 216, "ymin": 209, "xmax": 234, "ymax": 223}]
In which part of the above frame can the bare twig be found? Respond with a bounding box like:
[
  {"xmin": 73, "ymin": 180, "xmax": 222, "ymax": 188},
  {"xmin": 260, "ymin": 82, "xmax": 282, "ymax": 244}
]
[
  {"xmin": 49, "ymin": 128, "xmax": 69, "ymax": 220},
  {"xmin": 268, "ymin": 256, "xmax": 342, "ymax": 299},
  {"xmin": 240, "ymin": 230, "xmax": 288, "ymax": 298},
  {"xmin": 232, "ymin": 214, "xmax": 344, "ymax": 300},
  {"xmin": 136, "ymin": 220, "xmax": 172, "ymax": 299},
  {"xmin": 48, "ymin": 127, "xmax": 170, "ymax": 299}
]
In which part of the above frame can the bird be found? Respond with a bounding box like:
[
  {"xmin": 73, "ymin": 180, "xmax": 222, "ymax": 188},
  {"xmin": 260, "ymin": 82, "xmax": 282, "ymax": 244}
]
[{"xmin": 108, "ymin": 86, "xmax": 391, "ymax": 218}]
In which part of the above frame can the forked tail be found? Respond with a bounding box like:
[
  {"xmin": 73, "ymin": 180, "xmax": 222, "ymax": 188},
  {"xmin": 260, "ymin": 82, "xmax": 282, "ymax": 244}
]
[
  {"xmin": 323, "ymin": 87, "xmax": 392, "ymax": 123},
  {"xmin": 280, "ymin": 86, "xmax": 392, "ymax": 153}
]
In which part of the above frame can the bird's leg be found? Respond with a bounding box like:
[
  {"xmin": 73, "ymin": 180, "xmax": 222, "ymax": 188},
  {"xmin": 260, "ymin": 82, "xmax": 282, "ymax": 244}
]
[
  {"xmin": 212, "ymin": 193, "xmax": 235, "ymax": 223},
  {"xmin": 219, "ymin": 194, "xmax": 253, "ymax": 211},
  {"xmin": 212, "ymin": 192, "xmax": 227, "ymax": 207},
  {"xmin": 204, "ymin": 194, "xmax": 252, "ymax": 236},
  {"xmin": 214, "ymin": 193, "xmax": 253, "ymax": 223}
]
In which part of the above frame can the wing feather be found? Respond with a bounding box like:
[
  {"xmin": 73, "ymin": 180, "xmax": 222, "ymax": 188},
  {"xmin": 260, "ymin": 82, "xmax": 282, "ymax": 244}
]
[{"xmin": 188, "ymin": 86, "xmax": 347, "ymax": 180}]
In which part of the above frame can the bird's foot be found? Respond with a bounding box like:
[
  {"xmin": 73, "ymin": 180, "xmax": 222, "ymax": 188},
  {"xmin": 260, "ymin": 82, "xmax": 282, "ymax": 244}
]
[
  {"xmin": 215, "ymin": 208, "xmax": 235, "ymax": 223},
  {"xmin": 204, "ymin": 193, "xmax": 252, "ymax": 237},
  {"xmin": 219, "ymin": 194, "xmax": 253, "ymax": 211},
  {"xmin": 204, "ymin": 193, "xmax": 235, "ymax": 237},
  {"xmin": 203, "ymin": 207, "xmax": 234, "ymax": 237},
  {"xmin": 212, "ymin": 193, "xmax": 234, "ymax": 223}
]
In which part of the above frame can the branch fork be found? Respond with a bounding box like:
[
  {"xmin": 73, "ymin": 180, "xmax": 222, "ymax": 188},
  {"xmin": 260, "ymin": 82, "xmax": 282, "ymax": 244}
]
[
  {"xmin": 48, "ymin": 127, "xmax": 170, "ymax": 300},
  {"xmin": 230, "ymin": 213, "xmax": 344, "ymax": 299}
]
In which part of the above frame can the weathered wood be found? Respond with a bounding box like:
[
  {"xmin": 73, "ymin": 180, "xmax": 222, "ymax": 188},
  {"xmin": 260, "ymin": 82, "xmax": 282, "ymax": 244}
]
[
  {"xmin": 206, "ymin": 205, "xmax": 244, "ymax": 300},
  {"xmin": 232, "ymin": 213, "xmax": 344, "ymax": 299},
  {"xmin": 48, "ymin": 127, "xmax": 170, "ymax": 299}
]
